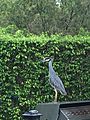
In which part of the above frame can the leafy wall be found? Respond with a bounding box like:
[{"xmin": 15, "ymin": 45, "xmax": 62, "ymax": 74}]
[{"xmin": 0, "ymin": 29, "xmax": 90, "ymax": 119}]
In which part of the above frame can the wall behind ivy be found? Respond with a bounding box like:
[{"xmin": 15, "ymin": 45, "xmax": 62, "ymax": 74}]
[{"xmin": 0, "ymin": 35, "xmax": 90, "ymax": 119}]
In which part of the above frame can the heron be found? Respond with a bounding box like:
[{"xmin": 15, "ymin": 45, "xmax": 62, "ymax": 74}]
[{"xmin": 42, "ymin": 56, "xmax": 67, "ymax": 102}]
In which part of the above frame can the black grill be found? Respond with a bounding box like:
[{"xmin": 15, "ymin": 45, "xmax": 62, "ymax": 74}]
[{"xmin": 59, "ymin": 101, "xmax": 90, "ymax": 120}]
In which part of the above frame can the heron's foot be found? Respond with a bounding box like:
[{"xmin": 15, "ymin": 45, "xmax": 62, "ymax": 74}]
[{"xmin": 54, "ymin": 98, "xmax": 57, "ymax": 102}]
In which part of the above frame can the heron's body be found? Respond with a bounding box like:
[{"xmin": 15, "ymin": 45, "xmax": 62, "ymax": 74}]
[
  {"xmin": 43, "ymin": 57, "xmax": 67, "ymax": 101},
  {"xmin": 49, "ymin": 60, "xmax": 67, "ymax": 95}
]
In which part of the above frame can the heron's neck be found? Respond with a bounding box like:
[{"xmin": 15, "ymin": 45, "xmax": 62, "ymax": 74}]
[{"xmin": 49, "ymin": 60, "xmax": 53, "ymax": 69}]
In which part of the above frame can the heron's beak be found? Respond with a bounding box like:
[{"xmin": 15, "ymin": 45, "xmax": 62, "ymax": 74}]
[{"xmin": 41, "ymin": 59, "xmax": 46, "ymax": 63}]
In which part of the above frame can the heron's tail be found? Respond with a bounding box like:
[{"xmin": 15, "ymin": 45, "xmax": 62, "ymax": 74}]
[{"xmin": 59, "ymin": 88, "xmax": 67, "ymax": 95}]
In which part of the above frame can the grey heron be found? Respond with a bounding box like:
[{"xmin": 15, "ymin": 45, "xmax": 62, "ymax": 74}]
[{"xmin": 42, "ymin": 56, "xmax": 67, "ymax": 102}]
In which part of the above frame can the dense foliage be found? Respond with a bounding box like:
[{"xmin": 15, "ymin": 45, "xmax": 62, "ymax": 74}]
[
  {"xmin": 0, "ymin": 0, "xmax": 90, "ymax": 35},
  {"xmin": 0, "ymin": 27, "xmax": 90, "ymax": 119}
]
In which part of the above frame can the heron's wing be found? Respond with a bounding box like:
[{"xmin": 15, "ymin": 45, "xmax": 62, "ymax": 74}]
[{"xmin": 49, "ymin": 67, "xmax": 67, "ymax": 95}]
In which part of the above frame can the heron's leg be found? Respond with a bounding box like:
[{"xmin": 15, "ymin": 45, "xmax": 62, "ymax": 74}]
[{"xmin": 54, "ymin": 88, "xmax": 58, "ymax": 102}]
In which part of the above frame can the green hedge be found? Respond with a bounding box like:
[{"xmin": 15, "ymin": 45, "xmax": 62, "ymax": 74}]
[{"xmin": 0, "ymin": 28, "xmax": 90, "ymax": 119}]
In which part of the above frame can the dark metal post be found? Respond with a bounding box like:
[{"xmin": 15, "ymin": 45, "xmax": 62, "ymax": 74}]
[{"xmin": 22, "ymin": 110, "xmax": 42, "ymax": 120}]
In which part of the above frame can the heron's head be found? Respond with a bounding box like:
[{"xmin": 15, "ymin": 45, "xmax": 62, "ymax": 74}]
[{"xmin": 42, "ymin": 56, "xmax": 54, "ymax": 63}]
